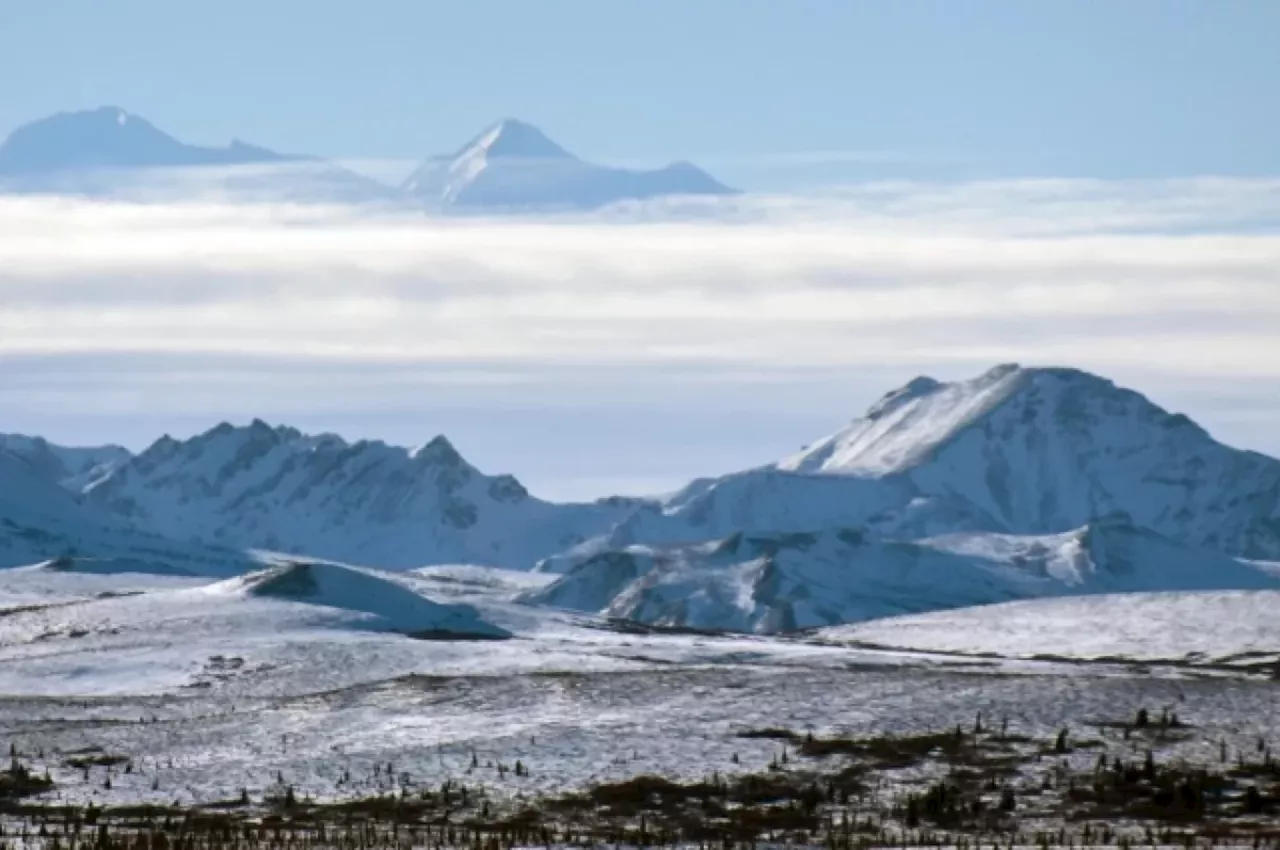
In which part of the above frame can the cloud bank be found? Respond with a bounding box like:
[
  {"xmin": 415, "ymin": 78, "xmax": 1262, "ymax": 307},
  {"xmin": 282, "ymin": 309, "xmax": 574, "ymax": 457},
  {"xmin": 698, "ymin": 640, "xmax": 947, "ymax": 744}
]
[{"xmin": 2, "ymin": 177, "xmax": 1279, "ymax": 497}]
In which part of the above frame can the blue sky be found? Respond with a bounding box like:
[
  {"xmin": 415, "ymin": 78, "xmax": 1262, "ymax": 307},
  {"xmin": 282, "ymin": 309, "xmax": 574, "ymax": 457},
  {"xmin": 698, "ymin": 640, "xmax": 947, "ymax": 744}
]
[{"xmin": 2, "ymin": 1, "xmax": 1278, "ymax": 185}]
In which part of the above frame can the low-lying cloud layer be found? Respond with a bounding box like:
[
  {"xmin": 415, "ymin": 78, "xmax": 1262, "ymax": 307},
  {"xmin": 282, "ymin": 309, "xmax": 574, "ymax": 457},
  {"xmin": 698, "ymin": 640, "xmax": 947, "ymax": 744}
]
[{"xmin": 3, "ymin": 178, "xmax": 1279, "ymax": 498}]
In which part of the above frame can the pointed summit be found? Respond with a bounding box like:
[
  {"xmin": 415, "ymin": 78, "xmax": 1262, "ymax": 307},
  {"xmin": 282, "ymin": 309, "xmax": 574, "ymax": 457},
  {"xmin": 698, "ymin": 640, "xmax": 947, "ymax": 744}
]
[
  {"xmin": 411, "ymin": 434, "xmax": 466, "ymax": 467},
  {"xmin": 456, "ymin": 118, "xmax": 575, "ymax": 161}
]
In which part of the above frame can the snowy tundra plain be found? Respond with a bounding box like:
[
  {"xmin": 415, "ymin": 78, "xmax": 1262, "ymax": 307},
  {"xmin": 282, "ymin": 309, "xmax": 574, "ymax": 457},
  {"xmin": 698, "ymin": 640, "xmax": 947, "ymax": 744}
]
[{"xmin": 1, "ymin": 560, "xmax": 1278, "ymax": 816}]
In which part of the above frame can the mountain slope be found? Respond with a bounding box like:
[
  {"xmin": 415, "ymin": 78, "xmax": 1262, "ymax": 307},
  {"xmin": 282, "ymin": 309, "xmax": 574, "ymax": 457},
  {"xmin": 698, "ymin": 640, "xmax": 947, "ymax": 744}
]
[
  {"xmin": 0, "ymin": 448, "xmax": 248, "ymax": 575},
  {"xmin": 527, "ymin": 519, "xmax": 1280, "ymax": 634},
  {"xmin": 82, "ymin": 420, "xmax": 645, "ymax": 569},
  {"xmin": 402, "ymin": 118, "xmax": 737, "ymax": 211},
  {"xmin": 0, "ymin": 433, "xmax": 130, "ymax": 490}
]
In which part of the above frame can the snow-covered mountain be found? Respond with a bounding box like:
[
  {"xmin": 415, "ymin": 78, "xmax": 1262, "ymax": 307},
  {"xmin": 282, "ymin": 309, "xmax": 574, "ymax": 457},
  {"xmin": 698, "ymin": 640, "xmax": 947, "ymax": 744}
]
[
  {"xmin": 0, "ymin": 433, "xmax": 130, "ymax": 490},
  {"xmin": 9, "ymin": 363, "xmax": 1280, "ymax": 633},
  {"xmin": 401, "ymin": 118, "xmax": 737, "ymax": 211},
  {"xmin": 525, "ymin": 364, "xmax": 1280, "ymax": 631},
  {"xmin": 81, "ymin": 420, "xmax": 646, "ymax": 570},
  {"xmin": 552, "ymin": 365, "xmax": 1280, "ymax": 567},
  {"xmin": 777, "ymin": 364, "xmax": 1280, "ymax": 558},
  {"xmin": 526, "ymin": 517, "xmax": 1280, "ymax": 633},
  {"xmin": 0, "ymin": 447, "xmax": 249, "ymax": 575},
  {"xmin": 0, "ymin": 106, "xmax": 396, "ymax": 203}
]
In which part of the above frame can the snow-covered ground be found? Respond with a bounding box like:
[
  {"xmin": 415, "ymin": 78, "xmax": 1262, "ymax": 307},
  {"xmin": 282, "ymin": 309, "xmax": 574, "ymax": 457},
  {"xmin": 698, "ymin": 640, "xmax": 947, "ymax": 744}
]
[
  {"xmin": 819, "ymin": 588, "xmax": 1280, "ymax": 665},
  {"xmin": 1, "ymin": 563, "xmax": 1278, "ymax": 811},
  {"xmin": 0, "ymin": 561, "xmax": 873, "ymax": 699},
  {"xmin": 818, "ymin": 590, "xmax": 1280, "ymax": 668},
  {"xmin": 6, "ymin": 660, "xmax": 1278, "ymax": 812}
]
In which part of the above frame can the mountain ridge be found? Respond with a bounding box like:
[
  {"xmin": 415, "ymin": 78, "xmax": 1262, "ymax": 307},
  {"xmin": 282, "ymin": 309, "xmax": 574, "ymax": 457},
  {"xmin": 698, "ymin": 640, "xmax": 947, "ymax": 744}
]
[{"xmin": 77, "ymin": 419, "xmax": 647, "ymax": 570}]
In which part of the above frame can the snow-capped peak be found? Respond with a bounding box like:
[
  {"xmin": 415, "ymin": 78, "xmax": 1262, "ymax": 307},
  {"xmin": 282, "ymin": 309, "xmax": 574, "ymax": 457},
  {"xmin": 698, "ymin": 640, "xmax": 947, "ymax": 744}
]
[
  {"xmin": 456, "ymin": 118, "xmax": 575, "ymax": 161},
  {"xmin": 780, "ymin": 363, "xmax": 1033, "ymax": 476},
  {"xmin": 400, "ymin": 118, "xmax": 736, "ymax": 211},
  {"xmin": 410, "ymin": 434, "xmax": 465, "ymax": 466}
]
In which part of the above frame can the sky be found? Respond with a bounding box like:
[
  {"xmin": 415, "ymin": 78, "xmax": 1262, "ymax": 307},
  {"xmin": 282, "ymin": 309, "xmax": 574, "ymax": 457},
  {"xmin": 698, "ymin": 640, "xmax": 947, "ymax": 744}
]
[
  {"xmin": 1, "ymin": 2, "xmax": 1279, "ymax": 500},
  {"xmin": 2, "ymin": 1, "xmax": 1279, "ymax": 184}
]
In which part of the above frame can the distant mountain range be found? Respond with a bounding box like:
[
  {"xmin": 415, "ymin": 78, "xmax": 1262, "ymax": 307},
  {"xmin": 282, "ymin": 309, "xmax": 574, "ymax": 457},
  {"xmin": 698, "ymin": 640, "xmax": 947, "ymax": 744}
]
[
  {"xmin": 5, "ymin": 364, "xmax": 1280, "ymax": 631},
  {"xmin": 0, "ymin": 107, "xmax": 736, "ymax": 210}
]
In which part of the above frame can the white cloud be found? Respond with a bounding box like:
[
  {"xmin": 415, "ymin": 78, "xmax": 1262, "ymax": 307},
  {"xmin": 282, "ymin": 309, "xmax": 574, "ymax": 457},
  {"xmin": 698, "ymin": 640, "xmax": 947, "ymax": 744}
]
[
  {"xmin": 2, "ymin": 178, "xmax": 1279, "ymax": 495},
  {"xmin": 1, "ymin": 185, "xmax": 1278, "ymax": 371}
]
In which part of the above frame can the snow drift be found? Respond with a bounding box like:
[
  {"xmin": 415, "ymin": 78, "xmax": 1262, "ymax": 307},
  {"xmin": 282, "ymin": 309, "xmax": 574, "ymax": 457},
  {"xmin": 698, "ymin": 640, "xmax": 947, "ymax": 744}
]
[{"xmin": 234, "ymin": 561, "xmax": 510, "ymax": 637}]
